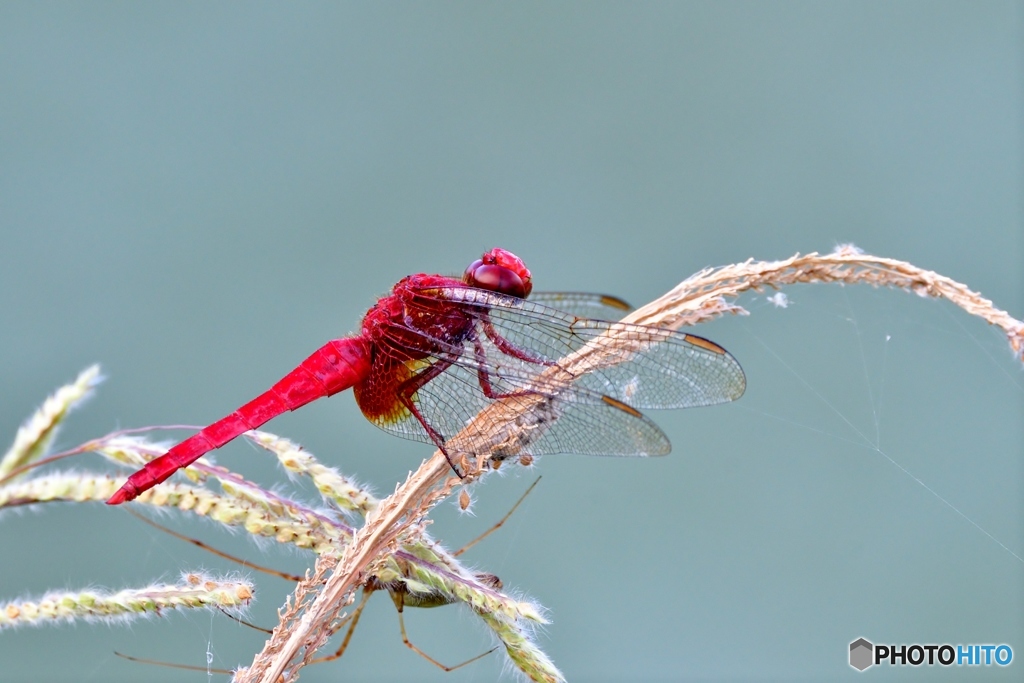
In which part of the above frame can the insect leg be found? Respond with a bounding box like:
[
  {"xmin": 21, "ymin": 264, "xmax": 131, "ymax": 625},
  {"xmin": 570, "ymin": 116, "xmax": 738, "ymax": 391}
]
[
  {"xmin": 308, "ymin": 588, "xmax": 376, "ymax": 664},
  {"xmin": 480, "ymin": 315, "xmax": 558, "ymax": 366},
  {"xmin": 389, "ymin": 590, "xmax": 498, "ymax": 672},
  {"xmin": 393, "ymin": 358, "xmax": 465, "ymax": 476},
  {"xmin": 114, "ymin": 651, "xmax": 235, "ymax": 676},
  {"xmin": 468, "ymin": 327, "xmax": 544, "ymax": 401},
  {"xmin": 454, "ymin": 476, "xmax": 540, "ymax": 557},
  {"xmin": 125, "ymin": 509, "xmax": 303, "ymax": 582}
]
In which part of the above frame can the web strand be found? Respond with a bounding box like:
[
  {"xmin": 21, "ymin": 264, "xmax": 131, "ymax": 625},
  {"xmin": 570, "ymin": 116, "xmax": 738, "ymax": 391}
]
[{"xmin": 740, "ymin": 309, "xmax": 1023, "ymax": 566}]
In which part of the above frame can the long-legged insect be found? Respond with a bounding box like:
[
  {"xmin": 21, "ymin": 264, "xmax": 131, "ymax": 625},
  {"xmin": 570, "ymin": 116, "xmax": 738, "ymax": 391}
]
[{"xmin": 117, "ymin": 477, "xmax": 541, "ymax": 674}]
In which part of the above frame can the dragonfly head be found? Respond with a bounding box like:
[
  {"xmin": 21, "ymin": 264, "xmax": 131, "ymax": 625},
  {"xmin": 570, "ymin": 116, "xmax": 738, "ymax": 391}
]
[{"xmin": 463, "ymin": 248, "xmax": 533, "ymax": 299}]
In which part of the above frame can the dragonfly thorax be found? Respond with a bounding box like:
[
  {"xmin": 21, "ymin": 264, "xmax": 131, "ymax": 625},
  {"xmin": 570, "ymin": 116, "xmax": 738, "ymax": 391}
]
[{"xmin": 361, "ymin": 274, "xmax": 476, "ymax": 359}]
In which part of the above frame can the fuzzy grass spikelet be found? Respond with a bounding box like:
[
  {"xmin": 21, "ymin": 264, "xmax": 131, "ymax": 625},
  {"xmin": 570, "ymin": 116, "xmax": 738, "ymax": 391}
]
[
  {"xmin": 249, "ymin": 431, "xmax": 378, "ymax": 515},
  {"xmin": 479, "ymin": 609, "xmax": 565, "ymax": 683},
  {"xmin": 0, "ymin": 365, "xmax": 102, "ymax": 483},
  {"xmin": 0, "ymin": 473, "xmax": 344, "ymax": 553},
  {"xmin": 95, "ymin": 435, "xmax": 209, "ymax": 486},
  {"xmin": 0, "ymin": 574, "xmax": 253, "ymax": 629}
]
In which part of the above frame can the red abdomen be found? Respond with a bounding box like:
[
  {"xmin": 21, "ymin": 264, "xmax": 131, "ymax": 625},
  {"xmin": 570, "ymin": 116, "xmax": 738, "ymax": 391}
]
[{"xmin": 106, "ymin": 336, "xmax": 372, "ymax": 504}]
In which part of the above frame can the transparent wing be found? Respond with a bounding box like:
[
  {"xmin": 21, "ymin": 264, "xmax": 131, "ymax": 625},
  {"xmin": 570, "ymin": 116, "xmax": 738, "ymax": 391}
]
[
  {"xmin": 408, "ymin": 285, "xmax": 747, "ymax": 410},
  {"xmin": 528, "ymin": 291, "xmax": 633, "ymax": 319},
  {"xmin": 360, "ymin": 285, "xmax": 743, "ymax": 458},
  {"xmin": 369, "ymin": 353, "xmax": 671, "ymax": 457}
]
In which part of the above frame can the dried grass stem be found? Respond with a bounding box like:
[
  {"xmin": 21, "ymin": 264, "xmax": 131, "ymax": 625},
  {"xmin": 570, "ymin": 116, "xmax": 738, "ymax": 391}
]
[{"xmin": 237, "ymin": 247, "xmax": 1023, "ymax": 683}]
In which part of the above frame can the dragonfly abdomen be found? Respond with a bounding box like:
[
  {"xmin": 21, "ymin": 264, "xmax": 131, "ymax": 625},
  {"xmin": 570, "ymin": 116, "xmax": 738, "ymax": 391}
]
[{"xmin": 106, "ymin": 337, "xmax": 372, "ymax": 504}]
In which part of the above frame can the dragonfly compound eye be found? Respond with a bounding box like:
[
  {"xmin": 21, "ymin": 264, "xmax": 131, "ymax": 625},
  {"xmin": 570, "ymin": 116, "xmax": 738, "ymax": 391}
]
[
  {"xmin": 464, "ymin": 264, "xmax": 528, "ymax": 298},
  {"xmin": 464, "ymin": 248, "xmax": 533, "ymax": 298}
]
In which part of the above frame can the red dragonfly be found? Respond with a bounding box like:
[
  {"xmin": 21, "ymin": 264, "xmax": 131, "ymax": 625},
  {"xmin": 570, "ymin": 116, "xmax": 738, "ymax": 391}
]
[{"xmin": 107, "ymin": 248, "xmax": 745, "ymax": 505}]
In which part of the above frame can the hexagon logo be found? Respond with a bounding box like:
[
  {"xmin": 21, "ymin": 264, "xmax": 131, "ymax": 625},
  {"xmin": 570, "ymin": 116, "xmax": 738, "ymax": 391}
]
[{"xmin": 850, "ymin": 638, "xmax": 874, "ymax": 671}]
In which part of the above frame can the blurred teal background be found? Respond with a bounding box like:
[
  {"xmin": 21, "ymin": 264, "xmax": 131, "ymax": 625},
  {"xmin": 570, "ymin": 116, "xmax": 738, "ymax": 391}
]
[{"xmin": 1, "ymin": 2, "xmax": 1021, "ymax": 681}]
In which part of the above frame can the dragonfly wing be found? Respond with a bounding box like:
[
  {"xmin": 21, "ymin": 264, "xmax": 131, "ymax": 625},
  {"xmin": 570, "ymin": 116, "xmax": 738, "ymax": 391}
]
[
  {"xmin": 408, "ymin": 285, "xmax": 746, "ymax": 411},
  {"xmin": 526, "ymin": 396, "xmax": 670, "ymax": 457},
  {"xmin": 383, "ymin": 353, "xmax": 671, "ymax": 458},
  {"xmin": 540, "ymin": 319, "xmax": 747, "ymax": 410},
  {"xmin": 370, "ymin": 284, "xmax": 743, "ymax": 458},
  {"xmin": 528, "ymin": 291, "xmax": 633, "ymax": 319}
]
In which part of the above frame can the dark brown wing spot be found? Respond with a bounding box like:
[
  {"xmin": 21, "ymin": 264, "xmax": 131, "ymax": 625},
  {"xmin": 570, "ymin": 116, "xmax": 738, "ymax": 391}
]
[
  {"xmin": 683, "ymin": 334, "xmax": 727, "ymax": 355},
  {"xmin": 599, "ymin": 294, "xmax": 632, "ymax": 311},
  {"xmin": 601, "ymin": 395, "xmax": 644, "ymax": 418}
]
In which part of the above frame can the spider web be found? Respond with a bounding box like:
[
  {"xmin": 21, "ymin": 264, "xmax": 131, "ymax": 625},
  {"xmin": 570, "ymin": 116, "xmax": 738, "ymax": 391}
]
[
  {"xmin": 731, "ymin": 284, "xmax": 1023, "ymax": 561},
  {"xmin": 740, "ymin": 286, "xmax": 1024, "ymax": 564}
]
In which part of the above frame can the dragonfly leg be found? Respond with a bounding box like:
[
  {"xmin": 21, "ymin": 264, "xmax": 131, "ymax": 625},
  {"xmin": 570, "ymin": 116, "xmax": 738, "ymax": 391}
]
[
  {"xmin": 389, "ymin": 590, "xmax": 498, "ymax": 672},
  {"xmin": 479, "ymin": 316, "xmax": 559, "ymax": 366},
  {"xmin": 469, "ymin": 328, "xmax": 545, "ymax": 402},
  {"xmin": 394, "ymin": 358, "xmax": 465, "ymax": 477}
]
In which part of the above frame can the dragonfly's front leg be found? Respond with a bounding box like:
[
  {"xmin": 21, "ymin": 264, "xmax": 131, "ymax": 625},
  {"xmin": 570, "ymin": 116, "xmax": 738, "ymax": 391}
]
[
  {"xmin": 469, "ymin": 325, "xmax": 564, "ymax": 468},
  {"xmin": 470, "ymin": 323, "xmax": 553, "ymax": 401},
  {"xmin": 479, "ymin": 317, "xmax": 559, "ymax": 367},
  {"xmin": 393, "ymin": 358, "xmax": 465, "ymax": 476}
]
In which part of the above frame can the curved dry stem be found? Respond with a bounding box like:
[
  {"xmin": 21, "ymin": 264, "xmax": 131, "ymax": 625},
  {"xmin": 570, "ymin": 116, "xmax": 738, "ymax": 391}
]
[
  {"xmin": 628, "ymin": 246, "xmax": 1024, "ymax": 359},
  {"xmin": 237, "ymin": 246, "xmax": 1023, "ymax": 683}
]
